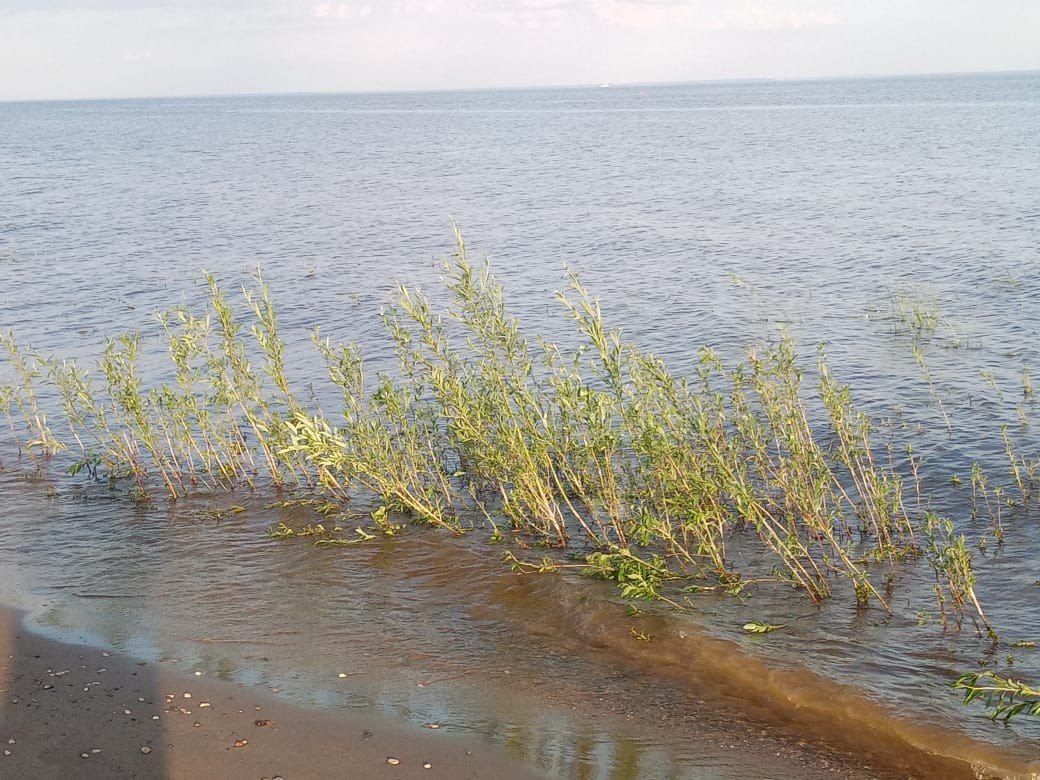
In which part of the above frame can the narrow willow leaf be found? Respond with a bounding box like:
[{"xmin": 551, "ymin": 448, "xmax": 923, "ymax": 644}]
[{"xmin": 742, "ymin": 621, "xmax": 785, "ymax": 634}]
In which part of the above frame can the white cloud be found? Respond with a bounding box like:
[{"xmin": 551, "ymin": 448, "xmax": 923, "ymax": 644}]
[
  {"xmin": 313, "ymin": 2, "xmax": 350, "ymax": 19},
  {"xmin": 712, "ymin": 5, "xmax": 840, "ymax": 31},
  {"xmin": 120, "ymin": 48, "xmax": 154, "ymax": 62},
  {"xmin": 587, "ymin": 1, "xmax": 839, "ymax": 31},
  {"xmin": 0, "ymin": 0, "xmax": 1037, "ymax": 100}
]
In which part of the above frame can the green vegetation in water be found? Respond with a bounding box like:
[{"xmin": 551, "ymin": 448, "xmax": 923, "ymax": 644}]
[
  {"xmin": 5, "ymin": 234, "xmax": 1040, "ymax": 720},
  {"xmin": 921, "ymin": 513, "xmax": 992, "ymax": 637},
  {"xmin": 742, "ymin": 621, "xmax": 785, "ymax": 634},
  {"xmin": 0, "ymin": 241, "xmax": 978, "ymax": 618},
  {"xmin": 892, "ymin": 288, "xmax": 941, "ymax": 339},
  {"xmin": 891, "ymin": 289, "xmax": 956, "ymax": 434},
  {"xmin": 954, "ymin": 671, "xmax": 1040, "ymax": 722}
]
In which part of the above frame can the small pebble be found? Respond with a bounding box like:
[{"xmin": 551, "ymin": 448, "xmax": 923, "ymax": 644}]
[
  {"xmin": 3, "ymin": 750, "xmax": 10, "ymax": 757},
  {"xmin": 80, "ymin": 753, "xmax": 89, "ymax": 759},
  {"xmin": 386, "ymin": 757, "xmax": 400, "ymax": 766},
  {"xmin": 124, "ymin": 709, "xmax": 132, "ymax": 715},
  {"xmin": 194, "ymin": 671, "xmax": 203, "ymax": 677},
  {"xmin": 91, "ymin": 749, "xmax": 101, "ymax": 754},
  {"xmin": 199, "ymin": 702, "xmax": 211, "ymax": 708},
  {"xmin": 183, "ymin": 693, "xmax": 191, "ymax": 699},
  {"xmin": 233, "ymin": 739, "xmax": 248, "ymax": 748},
  {"xmin": 193, "ymin": 722, "xmax": 201, "ymax": 728},
  {"xmin": 102, "ymin": 652, "xmax": 109, "ymax": 657},
  {"xmin": 42, "ymin": 684, "xmax": 53, "ymax": 690},
  {"xmin": 7, "ymin": 739, "xmax": 14, "ymax": 745},
  {"xmin": 140, "ymin": 746, "xmax": 152, "ymax": 755},
  {"xmin": 337, "ymin": 673, "xmax": 347, "ymax": 678},
  {"xmin": 138, "ymin": 697, "xmax": 145, "ymax": 702},
  {"xmin": 151, "ymin": 716, "xmax": 160, "ymax": 721},
  {"xmin": 423, "ymin": 762, "xmax": 432, "ymax": 770},
  {"xmin": 425, "ymin": 723, "xmax": 440, "ymax": 729}
]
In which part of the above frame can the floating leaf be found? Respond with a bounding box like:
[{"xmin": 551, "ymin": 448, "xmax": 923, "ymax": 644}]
[{"xmin": 742, "ymin": 621, "xmax": 785, "ymax": 634}]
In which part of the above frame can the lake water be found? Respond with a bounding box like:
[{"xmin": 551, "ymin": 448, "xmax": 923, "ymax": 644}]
[{"xmin": 1, "ymin": 72, "xmax": 1040, "ymax": 778}]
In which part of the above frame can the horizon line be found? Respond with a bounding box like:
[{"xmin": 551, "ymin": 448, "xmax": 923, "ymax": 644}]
[{"xmin": 3, "ymin": 66, "xmax": 1037, "ymax": 106}]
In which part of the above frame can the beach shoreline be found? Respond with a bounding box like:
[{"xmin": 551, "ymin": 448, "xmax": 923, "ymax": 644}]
[
  {"xmin": 0, "ymin": 603, "xmax": 542, "ymax": 779},
  {"xmin": 0, "ymin": 595, "xmax": 1024, "ymax": 780}
]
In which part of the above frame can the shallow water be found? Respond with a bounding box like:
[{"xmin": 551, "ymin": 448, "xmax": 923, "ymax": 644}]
[
  {"xmin": 0, "ymin": 476, "xmax": 868, "ymax": 779},
  {"xmin": 0, "ymin": 474, "xmax": 1028, "ymax": 779},
  {"xmin": 2, "ymin": 72, "xmax": 1040, "ymax": 776}
]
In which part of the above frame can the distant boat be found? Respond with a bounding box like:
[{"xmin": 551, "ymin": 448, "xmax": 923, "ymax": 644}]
[{"xmin": 599, "ymin": 83, "xmax": 612, "ymax": 89}]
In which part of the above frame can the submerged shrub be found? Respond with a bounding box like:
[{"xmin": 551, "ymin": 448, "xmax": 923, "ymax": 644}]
[
  {"xmin": 954, "ymin": 671, "xmax": 1040, "ymax": 721},
  {"xmin": 0, "ymin": 234, "xmax": 993, "ymax": 627}
]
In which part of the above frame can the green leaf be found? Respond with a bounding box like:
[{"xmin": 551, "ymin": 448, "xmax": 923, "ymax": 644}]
[{"xmin": 742, "ymin": 621, "xmax": 785, "ymax": 634}]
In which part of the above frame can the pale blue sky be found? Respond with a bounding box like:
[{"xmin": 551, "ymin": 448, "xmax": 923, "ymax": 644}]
[{"xmin": 1, "ymin": 1, "xmax": 1038, "ymax": 100}]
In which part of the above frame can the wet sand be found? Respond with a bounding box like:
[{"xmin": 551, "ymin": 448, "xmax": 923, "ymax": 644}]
[
  {"xmin": 0, "ymin": 605, "xmax": 540, "ymax": 779},
  {"xmin": 0, "ymin": 598, "xmax": 1025, "ymax": 780}
]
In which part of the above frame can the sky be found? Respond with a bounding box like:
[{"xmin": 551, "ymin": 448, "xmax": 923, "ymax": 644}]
[{"xmin": 1, "ymin": 1, "xmax": 1038, "ymax": 101}]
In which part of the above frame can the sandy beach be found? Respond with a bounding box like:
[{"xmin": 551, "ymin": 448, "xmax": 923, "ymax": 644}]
[
  {"xmin": 0, "ymin": 604, "xmax": 541, "ymax": 779},
  {"xmin": 0, "ymin": 594, "xmax": 1008, "ymax": 780}
]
